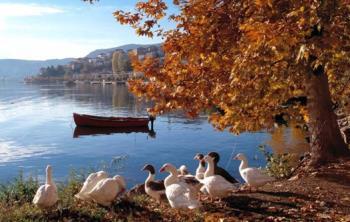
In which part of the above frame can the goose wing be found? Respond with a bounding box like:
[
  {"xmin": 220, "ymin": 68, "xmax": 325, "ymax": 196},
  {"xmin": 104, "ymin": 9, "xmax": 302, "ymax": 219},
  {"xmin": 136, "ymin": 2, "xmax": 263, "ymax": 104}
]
[
  {"xmin": 179, "ymin": 175, "xmax": 200, "ymax": 186},
  {"xmin": 147, "ymin": 180, "xmax": 165, "ymax": 191},
  {"xmin": 76, "ymin": 171, "xmax": 108, "ymax": 199},
  {"xmin": 244, "ymin": 168, "xmax": 275, "ymax": 184},
  {"xmin": 33, "ymin": 184, "xmax": 58, "ymax": 207},
  {"xmin": 215, "ymin": 166, "xmax": 239, "ymax": 184},
  {"xmin": 206, "ymin": 176, "xmax": 238, "ymax": 190},
  {"xmin": 33, "ymin": 185, "xmax": 46, "ymax": 205},
  {"xmin": 88, "ymin": 179, "xmax": 120, "ymax": 206},
  {"xmin": 166, "ymin": 183, "xmax": 199, "ymax": 209}
]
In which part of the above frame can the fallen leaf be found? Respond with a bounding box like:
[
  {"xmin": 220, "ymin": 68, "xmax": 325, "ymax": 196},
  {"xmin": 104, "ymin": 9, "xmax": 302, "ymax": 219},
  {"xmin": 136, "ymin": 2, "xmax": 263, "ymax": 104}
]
[
  {"xmin": 267, "ymin": 206, "xmax": 278, "ymax": 213},
  {"xmin": 316, "ymin": 213, "xmax": 331, "ymax": 219}
]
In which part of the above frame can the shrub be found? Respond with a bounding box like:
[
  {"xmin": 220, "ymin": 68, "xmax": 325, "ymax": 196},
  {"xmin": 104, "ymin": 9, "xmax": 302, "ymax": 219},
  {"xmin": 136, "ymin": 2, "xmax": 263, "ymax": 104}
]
[
  {"xmin": 259, "ymin": 145, "xmax": 295, "ymax": 179},
  {"xmin": 0, "ymin": 171, "xmax": 38, "ymax": 205}
]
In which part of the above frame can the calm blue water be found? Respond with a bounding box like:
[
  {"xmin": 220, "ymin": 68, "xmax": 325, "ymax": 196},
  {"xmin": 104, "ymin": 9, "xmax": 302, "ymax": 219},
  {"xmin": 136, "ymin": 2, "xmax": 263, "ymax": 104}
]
[{"xmin": 0, "ymin": 81, "xmax": 308, "ymax": 187}]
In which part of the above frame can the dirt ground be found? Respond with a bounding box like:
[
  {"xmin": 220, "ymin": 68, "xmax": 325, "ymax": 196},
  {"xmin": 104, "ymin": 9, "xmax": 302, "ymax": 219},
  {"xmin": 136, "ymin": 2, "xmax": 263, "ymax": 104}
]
[{"xmin": 127, "ymin": 159, "xmax": 350, "ymax": 222}]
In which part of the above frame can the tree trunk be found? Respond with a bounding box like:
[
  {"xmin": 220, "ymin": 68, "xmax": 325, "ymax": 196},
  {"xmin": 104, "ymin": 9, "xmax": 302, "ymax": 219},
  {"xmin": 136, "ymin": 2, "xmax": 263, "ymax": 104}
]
[{"xmin": 305, "ymin": 67, "xmax": 350, "ymax": 167}]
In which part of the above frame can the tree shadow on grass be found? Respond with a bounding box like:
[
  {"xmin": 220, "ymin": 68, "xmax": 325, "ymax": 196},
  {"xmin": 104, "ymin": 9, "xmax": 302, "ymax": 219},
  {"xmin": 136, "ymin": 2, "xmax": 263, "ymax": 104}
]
[{"xmin": 256, "ymin": 191, "xmax": 312, "ymax": 200}]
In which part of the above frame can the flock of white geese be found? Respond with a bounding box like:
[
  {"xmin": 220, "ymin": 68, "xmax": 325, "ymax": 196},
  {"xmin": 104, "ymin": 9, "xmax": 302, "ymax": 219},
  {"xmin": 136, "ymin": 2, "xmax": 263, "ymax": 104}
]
[{"xmin": 32, "ymin": 152, "xmax": 275, "ymax": 210}]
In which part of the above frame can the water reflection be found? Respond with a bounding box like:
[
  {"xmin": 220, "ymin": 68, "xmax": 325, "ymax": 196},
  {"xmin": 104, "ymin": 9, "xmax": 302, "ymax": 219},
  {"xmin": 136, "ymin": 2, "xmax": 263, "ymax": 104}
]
[
  {"xmin": 73, "ymin": 126, "xmax": 154, "ymax": 138},
  {"xmin": 267, "ymin": 124, "xmax": 309, "ymax": 164},
  {"xmin": 0, "ymin": 139, "xmax": 58, "ymax": 164},
  {"xmin": 36, "ymin": 83, "xmax": 148, "ymax": 117}
]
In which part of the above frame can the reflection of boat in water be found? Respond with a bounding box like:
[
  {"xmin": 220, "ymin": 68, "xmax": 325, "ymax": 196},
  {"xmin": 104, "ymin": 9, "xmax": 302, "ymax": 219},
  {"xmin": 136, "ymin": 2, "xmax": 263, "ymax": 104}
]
[
  {"xmin": 73, "ymin": 113, "xmax": 150, "ymax": 128},
  {"xmin": 73, "ymin": 126, "xmax": 154, "ymax": 138},
  {"xmin": 65, "ymin": 80, "xmax": 76, "ymax": 87}
]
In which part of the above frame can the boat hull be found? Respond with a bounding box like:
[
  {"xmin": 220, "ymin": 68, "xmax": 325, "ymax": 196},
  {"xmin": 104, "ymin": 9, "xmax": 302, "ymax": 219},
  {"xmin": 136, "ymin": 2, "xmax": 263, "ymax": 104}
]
[{"xmin": 73, "ymin": 113, "xmax": 149, "ymax": 128}]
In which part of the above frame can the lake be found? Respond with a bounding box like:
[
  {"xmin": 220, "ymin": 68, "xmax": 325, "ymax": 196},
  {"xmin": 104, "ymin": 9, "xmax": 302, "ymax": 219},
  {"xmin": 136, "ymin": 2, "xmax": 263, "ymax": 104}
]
[{"xmin": 0, "ymin": 81, "xmax": 309, "ymax": 187}]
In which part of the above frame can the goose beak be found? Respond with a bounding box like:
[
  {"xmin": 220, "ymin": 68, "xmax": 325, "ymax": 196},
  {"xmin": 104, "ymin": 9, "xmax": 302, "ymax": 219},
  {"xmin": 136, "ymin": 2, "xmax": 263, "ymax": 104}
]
[{"xmin": 159, "ymin": 166, "xmax": 165, "ymax": 173}]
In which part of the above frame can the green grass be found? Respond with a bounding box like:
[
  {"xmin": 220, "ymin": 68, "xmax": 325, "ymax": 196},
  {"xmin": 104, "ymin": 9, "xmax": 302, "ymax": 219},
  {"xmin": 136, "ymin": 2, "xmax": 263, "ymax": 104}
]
[
  {"xmin": 0, "ymin": 169, "xmax": 170, "ymax": 222},
  {"xmin": 0, "ymin": 170, "xmax": 116, "ymax": 221},
  {"xmin": 0, "ymin": 171, "xmax": 38, "ymax": 205}
]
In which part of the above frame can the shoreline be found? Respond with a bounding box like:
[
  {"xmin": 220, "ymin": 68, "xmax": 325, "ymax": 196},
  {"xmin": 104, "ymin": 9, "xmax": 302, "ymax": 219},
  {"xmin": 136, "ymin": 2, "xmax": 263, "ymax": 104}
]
[{"xmin": 0, "ymin": 159, "xmax": 349, "ymax": 221}]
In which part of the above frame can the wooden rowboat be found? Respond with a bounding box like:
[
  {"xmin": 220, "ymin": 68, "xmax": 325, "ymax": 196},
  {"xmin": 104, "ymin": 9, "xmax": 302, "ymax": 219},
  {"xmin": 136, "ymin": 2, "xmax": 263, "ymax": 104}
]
[{"xmin": 73, "ymin": 113, "xmax": 150, "ymax": 128}]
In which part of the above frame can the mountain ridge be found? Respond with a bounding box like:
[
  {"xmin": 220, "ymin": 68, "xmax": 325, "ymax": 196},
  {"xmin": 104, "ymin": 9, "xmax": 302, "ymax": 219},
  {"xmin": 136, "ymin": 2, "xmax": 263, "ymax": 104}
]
[
  {"xmin": 0, "ymin": 43, "xmax": 162, "ymax": 79},
  {"xmin": 85, "ymin": 43, "xmax": 162, "ymax": 58},
  {"xmin": 0, "ymin": 58, "xmax": 75, "ymax": 79}
]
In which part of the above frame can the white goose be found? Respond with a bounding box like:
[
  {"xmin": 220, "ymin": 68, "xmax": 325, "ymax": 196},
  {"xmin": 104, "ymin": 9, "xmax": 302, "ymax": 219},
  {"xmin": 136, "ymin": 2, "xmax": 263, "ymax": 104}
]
[
  {"xmin": 193, "ymin": 153, "xmax": 206, "ymax": 180},
  {"xmin": 178, "ymin": 165, "xmax": 190, "ymax": 176},
  {"xmin": 87, "ymin": 175, "xmax": 126, "ymax": 206},
  {"xmin": 75, "ymin": 171, "xmax": 108, "ymax": 201},
  {"xmin": 193, "ymin": 153, "xmax": 209, "ymax": 197},
  {"xmin": 33, "ymin": 165, "xmax": 58, "ymax": 208},
  {"xmin": 234, "ymin": 153, "xmax": 275, "ymax": 190},
  {"xmin": 159, "ymin": 163, "xmax": 200, "ymax": 209},
  {"xmin": 200, "ymin": 155, "xmax": 238, "ymax": 200}
]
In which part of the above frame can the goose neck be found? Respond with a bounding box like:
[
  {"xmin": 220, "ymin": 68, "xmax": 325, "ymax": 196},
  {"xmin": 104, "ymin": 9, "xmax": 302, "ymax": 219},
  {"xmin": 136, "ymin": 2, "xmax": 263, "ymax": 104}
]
[
  {"xmin": 239, "ymin": 157, "xmax": 248, "ymax": 171},
  {"xmin": 46, "ymin": 170, "xmax": 53, "ymax": 185},
  {"xmin": 204, "ymin": 160, "xmax": 215, "ymax": 177},
  {"xmin": 196, "ymin": 161, "xmax": 204, "ymax": 172},
  {"xmin": 164, "ymin": 169, "xmax": 179, "ymax": 187},
  {"xmin": 164, "ymin": 173, "xmax": 176, "ymax": 187},
  {"xmin": 146, "ymin": 172, "xmax": 155, "ymax": 183}
]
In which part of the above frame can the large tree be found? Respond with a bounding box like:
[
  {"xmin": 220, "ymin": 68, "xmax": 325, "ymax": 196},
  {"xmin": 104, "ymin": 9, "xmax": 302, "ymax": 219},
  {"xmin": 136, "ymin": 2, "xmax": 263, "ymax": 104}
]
[{"xmin": 91, "ymin": 0, "xmax": 350, "ymax": 166}]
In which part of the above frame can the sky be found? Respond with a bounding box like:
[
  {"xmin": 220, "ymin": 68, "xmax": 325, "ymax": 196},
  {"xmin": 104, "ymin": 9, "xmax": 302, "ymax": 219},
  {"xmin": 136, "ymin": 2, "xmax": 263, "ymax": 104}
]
[{"xmin": 0, "ymin": 0, "xmax": 168, "ymax": 60}]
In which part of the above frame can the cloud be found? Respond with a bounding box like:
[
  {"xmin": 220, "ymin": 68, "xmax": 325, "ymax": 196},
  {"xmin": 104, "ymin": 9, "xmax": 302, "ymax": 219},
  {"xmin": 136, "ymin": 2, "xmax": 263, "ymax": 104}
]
[
  {"xmin": 0, "ymin": 35, "xmax": 118, "ymax": 60},
  {"xmin": 0, "ymin": 3, "xmax": 63, "ymax": 30},
  {"xmin": 0, "ymin": 3, "xmax": 63, "ymax": 17}
]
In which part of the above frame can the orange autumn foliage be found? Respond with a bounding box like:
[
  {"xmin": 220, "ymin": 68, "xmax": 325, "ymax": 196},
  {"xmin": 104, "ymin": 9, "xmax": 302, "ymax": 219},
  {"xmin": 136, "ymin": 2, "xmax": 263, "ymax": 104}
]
[
  {"xmin": 83, "ymin": 1, "xmax": 347, "ymax": 142},
  {"xmin": 109, "ymin": 0, "xmax": 350, "ymax": 135}
]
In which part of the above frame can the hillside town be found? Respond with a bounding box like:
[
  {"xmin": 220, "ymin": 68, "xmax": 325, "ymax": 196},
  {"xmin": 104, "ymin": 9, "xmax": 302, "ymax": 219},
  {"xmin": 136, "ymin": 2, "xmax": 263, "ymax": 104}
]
[{"xmin": 24, "ymin": 45, "xmax": 163, "ymax": 84}]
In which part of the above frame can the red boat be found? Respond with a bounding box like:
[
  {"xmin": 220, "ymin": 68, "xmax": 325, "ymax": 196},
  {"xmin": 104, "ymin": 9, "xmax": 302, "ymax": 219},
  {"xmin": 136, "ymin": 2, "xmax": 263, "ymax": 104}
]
[{"xmin": 73, "ymin": 113, "xmax": 150, "ymax": 128}]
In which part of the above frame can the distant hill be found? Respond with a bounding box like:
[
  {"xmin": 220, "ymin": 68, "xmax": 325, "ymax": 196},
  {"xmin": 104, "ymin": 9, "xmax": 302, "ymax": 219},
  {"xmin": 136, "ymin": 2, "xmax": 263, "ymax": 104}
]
[
  {"xmin": 86, "ymin": 43, "xmax": 162, "ymax": 58},
  {"xmin": 0, "ymin": 43, "xmax": 162, "ymax": 79},
  {"xmin": 0, "ymin": 58, "xmax": 74, "ymax": 79}
]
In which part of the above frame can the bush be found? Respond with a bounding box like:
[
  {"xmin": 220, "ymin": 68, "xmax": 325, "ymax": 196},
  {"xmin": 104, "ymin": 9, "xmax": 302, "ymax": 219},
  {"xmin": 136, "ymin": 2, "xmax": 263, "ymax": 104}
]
[
  {"xmin": 259, "ymin": 145, "xmax": 295, "ymax": 179},
  {"xmin": 0, "ymin": 171, "xmax": 38, "ymax": 205}
]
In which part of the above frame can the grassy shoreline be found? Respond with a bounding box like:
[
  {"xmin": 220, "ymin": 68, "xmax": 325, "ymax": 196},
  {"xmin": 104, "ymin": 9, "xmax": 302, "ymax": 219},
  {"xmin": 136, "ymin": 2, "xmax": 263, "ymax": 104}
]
[{"xmin": 1, "ymin": 160, "xmax": 350, "ymax": 221}]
